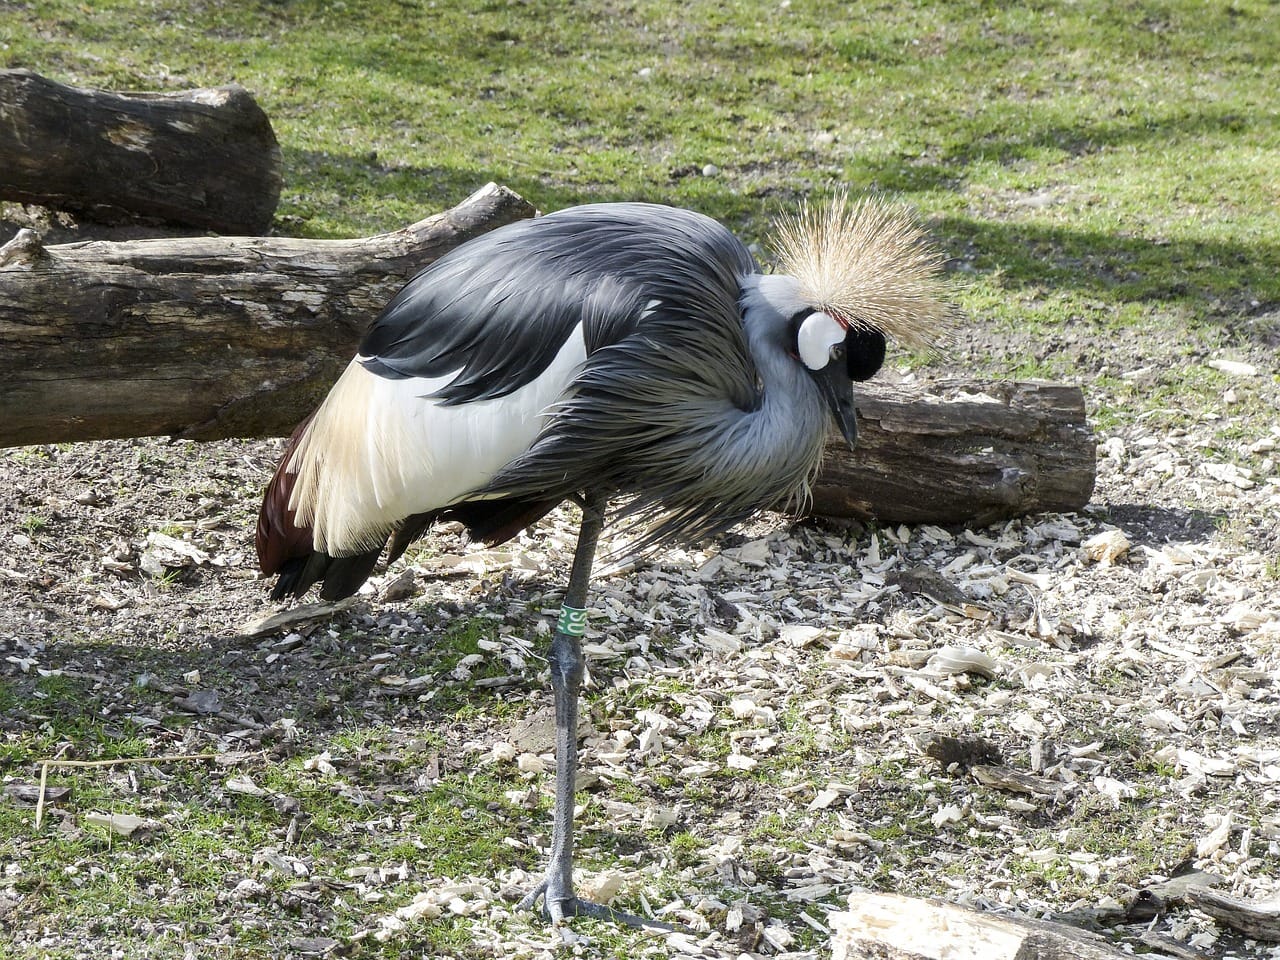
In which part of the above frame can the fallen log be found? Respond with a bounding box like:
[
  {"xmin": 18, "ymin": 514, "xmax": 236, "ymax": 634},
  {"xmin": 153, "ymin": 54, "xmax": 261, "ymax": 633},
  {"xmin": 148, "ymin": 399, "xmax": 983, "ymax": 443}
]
[
  {"xmin": 0, "ymin": 182, "xmax": 536, "ymax": 444},
  {"xmin": 831, "ymin": 891, "xmax": 1142, "ymax": 960},
  {"xmin": 820, "ymin": 379, "xmax": 1095, "ymax": 525},
  {"xmin": 0, "ymin": 187, "xmax": 1095, "ymax": 524},
  {"xmin": 0, "ymin": 68, "xmax": 281, "ymax": 234}
]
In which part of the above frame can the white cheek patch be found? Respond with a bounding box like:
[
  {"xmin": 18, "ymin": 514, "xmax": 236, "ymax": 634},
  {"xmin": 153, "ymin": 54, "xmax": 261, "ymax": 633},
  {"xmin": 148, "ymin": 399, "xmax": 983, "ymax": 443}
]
[{"xmin": 797, "ymin": 311, "xmax": 846, "ymax": 370}]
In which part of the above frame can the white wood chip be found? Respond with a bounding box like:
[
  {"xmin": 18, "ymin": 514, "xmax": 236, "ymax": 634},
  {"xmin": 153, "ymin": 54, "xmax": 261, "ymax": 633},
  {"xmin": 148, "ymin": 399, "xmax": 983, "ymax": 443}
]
[
  {"xmin": 225, "ymin": 775, "xmax": 268, "ymax": 796},
  {"xmin": 1093, "ymin": 776, "xmax": 1137, "ymax": 806},
  {"xmin": 302, "ymin": 751, "xmax": 338, "ymax": 776},
  {"xmin": 577, "ymin": 870, "xmax": 627, "ymax": 903},
  {"xmin": 809, "ymin": 787, "xmax": 842, "ymax": 811},
  {"xmin": 516, "ymin": 752, "xmax": 546, "ymax": 774},
  {"xmin": 1208, "ymin": 358, "xmax": 1258, "ymax": 376},
  {"xmin": 84, "ymin": 812, "xmax": 152, "ymax": 837},
  {"xmin": 640, "ymin": 805, "xmax": 679, "ymax": 830},
  {"xmin": 1142, "ymin": 709, "xmax": 1188, "ymax": 733},
  {"xmin": 1224, "ymin": 603, "xmax": 1275, "ymax": 632},
  {"xmin": 930, "ymin": 804, "xmax": 964, "ymax": 827},
  {"xmin": 779, "ymin": 624, "xmax": 829, "ymax": 647},
  {"xmin": 761, "ymin": 922, "xmax": 796, "ymax": 950},
  {"xmin": 722, "ymin": 538, "xmax": 773, "ymax": 566},
  {"xmin": 1082, "ymin": 528, "xmax": 1131, "ymax": 565},
  {"xmin": 1202, "ymin": 461, "xmax": 1256, "ymax": 489},
  {"xmin": 926, "ymin": 645, "xmax": 999, "ymax": 679},
  {"xmin": 1197, "ymin": 812, "xmax": 1235, "ymax": 858},
  {"xmin": 1004, "ymin": 567, "xmax": 1054, "ymax": 590}
]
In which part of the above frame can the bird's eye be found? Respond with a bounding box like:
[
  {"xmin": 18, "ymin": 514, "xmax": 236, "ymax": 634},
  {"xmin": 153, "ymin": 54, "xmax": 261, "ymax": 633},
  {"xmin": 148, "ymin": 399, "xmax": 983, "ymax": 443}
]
[{"xmin": 829, "ymin": 344, "xmax": 845, "ymax": 362}]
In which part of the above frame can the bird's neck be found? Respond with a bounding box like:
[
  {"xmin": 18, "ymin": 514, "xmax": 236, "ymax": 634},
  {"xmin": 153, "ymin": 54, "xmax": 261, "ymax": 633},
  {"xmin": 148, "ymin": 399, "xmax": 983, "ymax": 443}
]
[
  {"xmin": 735, "ymin": 278, "xmax": 832, "ymax": 500},
  {"xmin": 745, "ymin": 319, "xmax": 829, "ymax": 439},
  {"xmin": 740, "ymin": 274, "xmax": 824, "ymax": 421}
]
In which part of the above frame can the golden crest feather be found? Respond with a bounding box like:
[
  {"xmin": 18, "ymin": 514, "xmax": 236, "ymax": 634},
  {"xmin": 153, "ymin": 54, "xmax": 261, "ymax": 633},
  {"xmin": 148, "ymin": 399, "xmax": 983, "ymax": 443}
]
[{"xmin": 771, "ymin": 193, "xmax": 955, "ymax": 351}]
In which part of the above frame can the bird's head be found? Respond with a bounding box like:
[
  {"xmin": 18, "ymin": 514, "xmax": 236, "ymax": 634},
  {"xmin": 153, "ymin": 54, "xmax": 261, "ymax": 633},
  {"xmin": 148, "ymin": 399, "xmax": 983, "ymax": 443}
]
[{"xmin": 769, "ymin": 193, "xmax": 955, "ymax": 447}]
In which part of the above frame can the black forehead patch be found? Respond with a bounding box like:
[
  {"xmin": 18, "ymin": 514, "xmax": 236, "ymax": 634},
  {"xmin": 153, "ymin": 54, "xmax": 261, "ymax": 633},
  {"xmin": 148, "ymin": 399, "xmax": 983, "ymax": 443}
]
[{"xmin": 845, "ymin": 327, "xmax": 886, "ymax": 382}]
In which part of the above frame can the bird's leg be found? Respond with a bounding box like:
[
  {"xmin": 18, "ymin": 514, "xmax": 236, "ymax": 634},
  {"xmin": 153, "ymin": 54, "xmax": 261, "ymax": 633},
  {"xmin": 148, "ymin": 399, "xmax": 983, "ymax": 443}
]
[
  {"xmin": 517, "ymin": 494, "xmax": 663, "ymax": 929},
  {"xmin": 517, "ymin": 492, "xmax": 601, "ymax": 922}
]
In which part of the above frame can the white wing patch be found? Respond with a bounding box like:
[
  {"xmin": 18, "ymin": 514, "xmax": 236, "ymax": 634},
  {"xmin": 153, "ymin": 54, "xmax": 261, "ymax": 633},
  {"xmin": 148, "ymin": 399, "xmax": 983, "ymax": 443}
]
[{"xmin": 288, "ymin": 323, "xmax": 587, "ymax": 555}]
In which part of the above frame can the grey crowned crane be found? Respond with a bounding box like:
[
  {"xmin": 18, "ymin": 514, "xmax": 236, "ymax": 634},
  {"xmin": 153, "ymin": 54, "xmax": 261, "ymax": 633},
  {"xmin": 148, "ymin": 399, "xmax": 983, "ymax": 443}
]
[{"xmin": 256, "ymin": 196, "xmax": 951, "ymax": 924}]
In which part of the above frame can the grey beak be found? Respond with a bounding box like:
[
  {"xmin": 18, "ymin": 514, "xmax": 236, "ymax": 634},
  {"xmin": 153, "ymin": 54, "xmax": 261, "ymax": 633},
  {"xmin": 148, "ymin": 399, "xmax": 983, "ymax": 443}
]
[{"xmin": 810, "ymin": 362, "xmax": 859, "ymax": 448}]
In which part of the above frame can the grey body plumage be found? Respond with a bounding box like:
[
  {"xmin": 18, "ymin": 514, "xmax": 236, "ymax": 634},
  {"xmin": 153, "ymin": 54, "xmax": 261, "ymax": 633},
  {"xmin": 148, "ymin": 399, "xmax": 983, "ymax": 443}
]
[
  {"xmin": 256, "ymin": 197, "xmax": 951, "ymax": 925},
  {"xmin": 477, "ymin": 231, "xmax": 835, "ymax": 554}
]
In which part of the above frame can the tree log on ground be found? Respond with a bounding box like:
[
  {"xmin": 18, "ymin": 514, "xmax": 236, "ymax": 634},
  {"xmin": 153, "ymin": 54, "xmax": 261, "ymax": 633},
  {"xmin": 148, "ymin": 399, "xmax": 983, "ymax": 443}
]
[
  {"xmin": 0, "ymin": 182, "xmax": 536, "ymax": 444},
  {"xmin": 0, "ymin": 184, "xmax": 1095, "ymax": 525},
  {"xmin": 819, "ymin": 379, "xmax": 1095, "ymax": 525},
  {"xmin": 0, "ymin": 68, "xmax": 282, "ymax": 234}
]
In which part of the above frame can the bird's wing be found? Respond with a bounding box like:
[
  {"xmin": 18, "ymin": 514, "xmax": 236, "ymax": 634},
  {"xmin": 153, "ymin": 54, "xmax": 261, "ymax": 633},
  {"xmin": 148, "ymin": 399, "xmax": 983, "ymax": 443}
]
[
  {"xmin": 358, "ymin": 202, "xmax": 747, "ymax": 404},
  {"xmin": 265, "ymin": 202, "xmax": 762, "ymax": 571},
  {"xmin": 470, "ymin": 208, "xmax": 807, "ymax": 553}
]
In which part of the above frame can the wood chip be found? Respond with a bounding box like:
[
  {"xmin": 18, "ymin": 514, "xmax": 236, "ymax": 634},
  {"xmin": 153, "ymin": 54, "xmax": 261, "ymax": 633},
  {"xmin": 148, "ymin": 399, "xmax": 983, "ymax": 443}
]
[
  {"xmin": 237, "ymin": 598, "xmax": 357, "ymax": 637},
  {"xmin": 970, "ymin": 763, "xmax": 1060, "ymax": 798},
  {"xmin": 84, "ymin": 812, "xmax": 153, "ymax": 837},
  {"xmin": 832, "ymin": 890, "xmax": 1137, "ymax": 960}
]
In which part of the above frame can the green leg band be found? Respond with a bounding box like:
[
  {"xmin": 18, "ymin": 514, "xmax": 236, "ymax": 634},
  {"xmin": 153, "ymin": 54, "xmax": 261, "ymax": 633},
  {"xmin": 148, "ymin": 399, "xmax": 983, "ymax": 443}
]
[{"xmin": 556, "ymin": 605, "xmax": 587, "ymax": 636}]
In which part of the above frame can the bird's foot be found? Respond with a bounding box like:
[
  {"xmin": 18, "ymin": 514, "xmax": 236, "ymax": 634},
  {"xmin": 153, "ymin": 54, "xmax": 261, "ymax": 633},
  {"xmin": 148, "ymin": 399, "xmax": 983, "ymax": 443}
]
[{"xmin": 516, "ymin": 878, "xmax": 672, "ymax": 930}]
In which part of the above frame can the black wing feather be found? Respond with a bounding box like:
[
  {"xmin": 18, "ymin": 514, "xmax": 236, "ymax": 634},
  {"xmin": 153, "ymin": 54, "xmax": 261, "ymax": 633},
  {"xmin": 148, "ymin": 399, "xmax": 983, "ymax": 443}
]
[{"xmin": 357, "ymin": 203, "xmax": 756, "ymax": 406}]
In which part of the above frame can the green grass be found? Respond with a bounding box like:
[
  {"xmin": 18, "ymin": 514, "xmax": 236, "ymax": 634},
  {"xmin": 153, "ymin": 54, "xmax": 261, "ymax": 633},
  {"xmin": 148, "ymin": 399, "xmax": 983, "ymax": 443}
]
[{"xmin": 0, "ymin": 707, "xmax": 532, "ymax": 957}]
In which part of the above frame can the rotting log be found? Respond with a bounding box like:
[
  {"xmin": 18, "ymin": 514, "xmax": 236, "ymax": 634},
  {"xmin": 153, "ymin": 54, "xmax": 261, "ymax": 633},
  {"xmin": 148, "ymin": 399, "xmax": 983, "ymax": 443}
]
[
  {"xmin": 0, "ymin": 182, "xmax": 536, "ymax": 444},
  {"xmin": 816, "ymin": 379, "xmax": 1095, "ymax": 526},
  {"xmin": 0, "ymin": 185, "xmax": 1095, "ymax": 524},
  {"xmin": 0, "ymin": 68, "xmax": 281, "ymax": 234},
  {"xmin": 831, "ymin": 891, "xmax": 1136, "ymax": 960}
]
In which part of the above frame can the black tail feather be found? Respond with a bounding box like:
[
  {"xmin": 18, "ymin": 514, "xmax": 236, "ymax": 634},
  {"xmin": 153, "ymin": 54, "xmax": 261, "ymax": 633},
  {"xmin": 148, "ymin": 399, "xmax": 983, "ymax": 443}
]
[
  {"xmin": 267, "ymin": 496, "xmax": 567, "ymax": 603},
  {"xmin": 319, "ymin": 549, "xmax": 385, "ymax": 601},
  {"xmin": 454, "ymin": 496, "xmax": 564, "ymax": 545},
  {"xmin": 269, "ymin": 544, "xmax": 385, "ymax": 602}
]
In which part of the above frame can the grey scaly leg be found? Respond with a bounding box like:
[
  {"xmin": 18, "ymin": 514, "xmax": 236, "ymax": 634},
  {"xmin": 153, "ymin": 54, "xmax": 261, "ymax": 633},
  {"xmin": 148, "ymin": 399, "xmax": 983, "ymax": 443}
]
[{"xmin": 517, "ymin": 493, "xmax": 667, "ymax": 929}]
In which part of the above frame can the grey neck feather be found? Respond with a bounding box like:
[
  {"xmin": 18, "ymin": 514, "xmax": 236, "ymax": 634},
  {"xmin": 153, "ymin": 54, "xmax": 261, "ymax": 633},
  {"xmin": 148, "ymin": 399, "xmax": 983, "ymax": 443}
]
[{"xmin": 728, "ymin": 275, "xmax": 832, "ymax": 504}]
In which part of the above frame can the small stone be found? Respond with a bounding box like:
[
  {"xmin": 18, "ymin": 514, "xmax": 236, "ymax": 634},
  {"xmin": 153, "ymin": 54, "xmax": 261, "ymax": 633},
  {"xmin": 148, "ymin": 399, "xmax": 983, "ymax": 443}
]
[
  {"xmin": 382, "ymin": 569, "xmax": 417, "ymax": 601},
  {"xmin": 174, "ymin": 688, "xmax": 221, "ymax": 715}
]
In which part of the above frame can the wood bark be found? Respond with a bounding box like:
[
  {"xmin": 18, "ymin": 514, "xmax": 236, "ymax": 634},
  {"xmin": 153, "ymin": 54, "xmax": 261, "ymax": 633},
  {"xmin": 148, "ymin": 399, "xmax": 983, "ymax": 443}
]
[
  {"xmin": 817, "ymin": 379, "xmax": 1095, "ymax": 525},
  {"xmin": 831, "ymin": 891, "xmax": 1138, "ymax": 960},
  {"xmin": 0, "ymin": 182, "xmax": 536, "ymax": 445},
  {"xmin": 0, "ymin": 68, "xmax": 282, "ymax": 234},
  {"xmin": 1175, "ymin": 886, "xmax": 1280, "ymax": 943},
  {"xmin": 0, "ymin": 186, "xmax": 1095, "ymax": 524}
]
